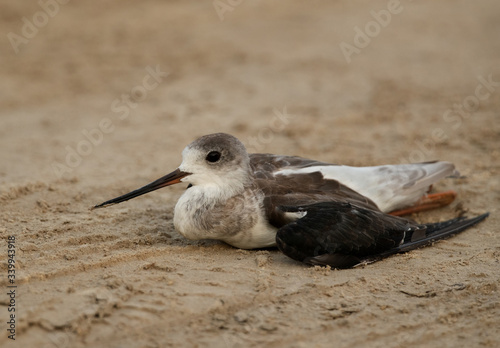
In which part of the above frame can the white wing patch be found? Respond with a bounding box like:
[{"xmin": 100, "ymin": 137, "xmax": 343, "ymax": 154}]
[
  {"xmin": 284, "ymin": 210, "xmax": 307, "ymax": 221},
  {"xmin": 274, "ymin": 162, "xmax": 456, "ymax": 212}
]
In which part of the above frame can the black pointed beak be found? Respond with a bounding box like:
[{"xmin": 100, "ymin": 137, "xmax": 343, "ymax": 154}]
[{"xmin": 91, "ymin": 168, "xmax": 190, "ymax": 210}]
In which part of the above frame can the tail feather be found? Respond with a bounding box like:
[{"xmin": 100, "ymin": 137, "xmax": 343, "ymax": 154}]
[{"xmin": 371, "ymin": 213, "xmax": 489, "ymax": 261}]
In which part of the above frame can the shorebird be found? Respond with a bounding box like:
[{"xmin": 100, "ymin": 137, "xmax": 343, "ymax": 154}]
[{"xmin": 93, "ymin": 133, "xmax": 488, "ymax": 268}]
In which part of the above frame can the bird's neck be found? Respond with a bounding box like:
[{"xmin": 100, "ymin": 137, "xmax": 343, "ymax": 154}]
[
  {"xmin": 187, "ymin": 180, "xmax": 247, "ymax": 204},
  {"xmin": 186, "ymin": 168, "xmax": 252, "ymax": 204}
]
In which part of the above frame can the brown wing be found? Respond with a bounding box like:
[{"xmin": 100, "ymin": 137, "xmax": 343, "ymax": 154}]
[
  {"xmin": 250, "ymin": 153, "xmax": 334, "ymax": 174},
  {"xmin": 249, "ymin": 154, "xmax": 380, "ymax": 228}
]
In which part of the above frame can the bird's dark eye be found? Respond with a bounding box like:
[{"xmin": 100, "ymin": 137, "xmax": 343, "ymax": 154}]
[{"xmin": 206, "ymin": 151, "xmax": 221, "ymax": 163}]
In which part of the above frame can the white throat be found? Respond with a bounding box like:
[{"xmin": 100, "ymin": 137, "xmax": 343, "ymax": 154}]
[{"xmin": 173, "ymin": 182, "xmax": 277, "ymax": 249}]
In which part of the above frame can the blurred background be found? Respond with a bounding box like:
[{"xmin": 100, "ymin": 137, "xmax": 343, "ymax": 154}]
[{"xmin": 1, "ymin": 1, "xmax": 498, "ymax": 187}]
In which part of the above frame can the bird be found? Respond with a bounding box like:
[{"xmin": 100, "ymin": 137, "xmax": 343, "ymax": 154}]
[{"xmin": 92, "ymin": 133, "xmax": 489, "ymax": 268}]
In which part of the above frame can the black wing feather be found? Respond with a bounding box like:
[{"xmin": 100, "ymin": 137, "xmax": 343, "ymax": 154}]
[{"xmin": 275, "ymin": 201, "xmax": 489, "ymax": 269}]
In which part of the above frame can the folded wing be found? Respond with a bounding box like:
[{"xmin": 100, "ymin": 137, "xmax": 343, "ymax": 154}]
[{"xmin": 275, "ymin": 201, "xmax": 488, "ymax": 269}]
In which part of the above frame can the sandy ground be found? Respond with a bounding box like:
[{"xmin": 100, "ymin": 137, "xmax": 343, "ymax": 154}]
[{"xmin": 1, "ymin": 1, "xmax": 499, "ymax": 347}]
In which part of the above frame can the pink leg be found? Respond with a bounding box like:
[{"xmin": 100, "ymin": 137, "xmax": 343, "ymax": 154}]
[{"xmin": 389, "ymin": 190, "xmax": 457, "ymax": 216}]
